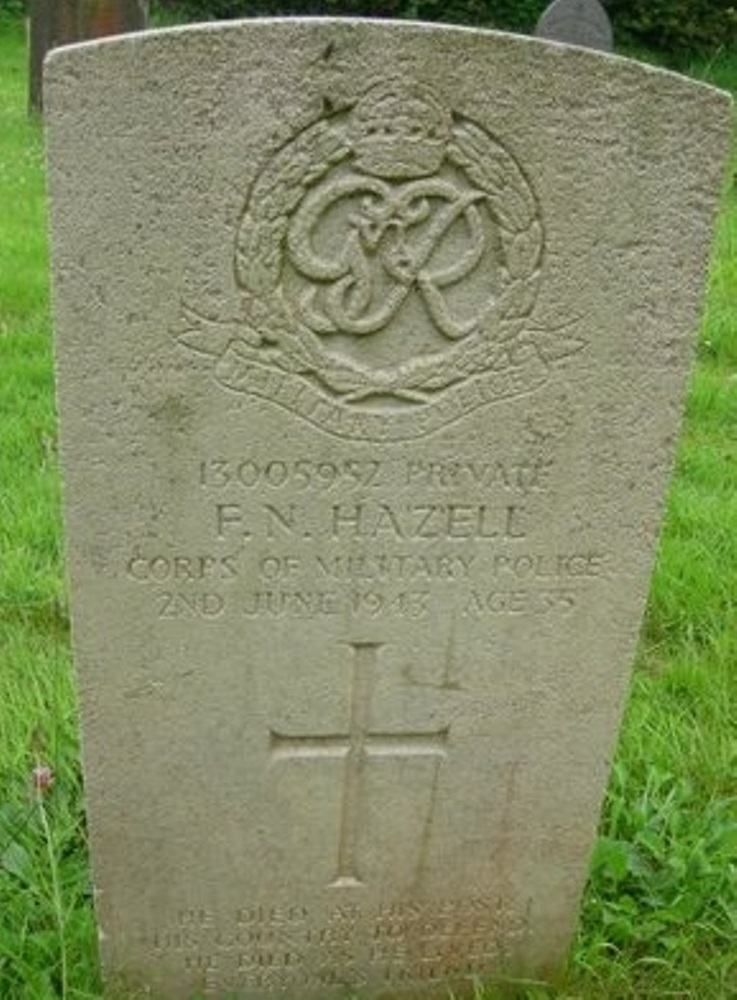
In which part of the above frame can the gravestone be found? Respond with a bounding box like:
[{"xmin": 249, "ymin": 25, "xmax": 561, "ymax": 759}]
[
  {"xmin": 45, "ymin": 19, "xmax": 731, "ymax": 1000},
  {"xmin": 535, "ymin": 0, "xmax": 613, "ymax": 51}
]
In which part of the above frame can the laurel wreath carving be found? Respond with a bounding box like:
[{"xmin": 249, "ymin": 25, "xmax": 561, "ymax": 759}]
[{"xmin": 218, "ymin": 103, "xmax": 546, "ymax": 404}]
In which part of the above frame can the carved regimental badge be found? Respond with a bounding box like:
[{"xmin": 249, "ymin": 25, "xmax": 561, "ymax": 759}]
[{"xmin": 178, "ymin": 81, "xmax": 583, "ymax": 440}]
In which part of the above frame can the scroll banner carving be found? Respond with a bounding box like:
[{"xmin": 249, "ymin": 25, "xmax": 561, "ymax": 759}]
[{"xmin": 177, "ymin": 80, "xmax": 584, "ymax": 440}]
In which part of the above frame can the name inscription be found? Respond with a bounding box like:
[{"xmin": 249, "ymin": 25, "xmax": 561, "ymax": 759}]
[
  {"xmin": 214, "ymin": 501, "xmax": 527, "ymax": 542},
  {"xmin": 122, "ymin": 449, "xmax": 611, "ymax": 621}
]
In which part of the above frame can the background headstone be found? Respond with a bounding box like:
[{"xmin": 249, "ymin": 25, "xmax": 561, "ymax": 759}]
[
  {"xmin": 535, "ymin": 0, "xmax": 614, "ymax": 51},
  {"xmin": 28, "ymin": 0, "xmax": 147, "ymax": 114},
  {"xmin": 45, "ymin": 19, "xmax": 730, "ymax": 1000}
]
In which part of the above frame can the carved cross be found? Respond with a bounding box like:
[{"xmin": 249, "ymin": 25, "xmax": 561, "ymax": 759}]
[{"xmin": 270, "ymin": 642, "xmax": 449, "ymax": 887}]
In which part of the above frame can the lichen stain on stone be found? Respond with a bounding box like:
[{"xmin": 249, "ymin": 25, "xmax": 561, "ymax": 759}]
[{"xmin": 148, "ymin": 394, "xmax": 194, "ymax": 434}]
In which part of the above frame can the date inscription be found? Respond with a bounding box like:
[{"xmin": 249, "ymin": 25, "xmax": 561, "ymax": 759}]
[{"xmin": 124, "ymin": 547, "xmax": 607, "ymax": 620}]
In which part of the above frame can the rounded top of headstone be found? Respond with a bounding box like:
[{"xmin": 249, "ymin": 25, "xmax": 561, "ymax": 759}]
[
  {"xmin": 535, "ymin": 0, "xmax": 614, "ymax": 52},
  {"xmin": 348, "ymin": 81, "xmax": 452, "ymax": 179}
]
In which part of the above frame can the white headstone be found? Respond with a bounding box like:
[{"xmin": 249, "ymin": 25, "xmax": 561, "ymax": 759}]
[
  {"xmin": 45, "ymin": 19, "xmax": 731, "ymax": 1000},
  {"xmin": 535, "ymin": 0, "xmax": 614, "ymax": 51}
]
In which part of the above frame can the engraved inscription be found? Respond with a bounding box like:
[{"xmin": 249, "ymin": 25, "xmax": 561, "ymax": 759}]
[
  {"xmin": 270, "ymin": 642, "xmax": 448, "ymax": 886},
  {"xmin": 213, "ymin": 500, "xmax": 527, "ymax": 541},
  {"xmin": 199, "ymin": 458, "xmax": 384, "ymax": 491},
  {"xmin": 124, "ymin": 449, "xmax": 612, "ymax": 622},
  {"xmin": 126, "ymin": 554, "xmax": 239, "ymax": 582},
  {"xmin": 139, "ymin": 896, "xmax": 530, "ymax": 994},
  {"xmin": 176, "ymin": 80, "xmax": 585, "ymax": 440},
  {"xmin": 197, "ymin": 455, "xmax": 554, "ymax": 493}
]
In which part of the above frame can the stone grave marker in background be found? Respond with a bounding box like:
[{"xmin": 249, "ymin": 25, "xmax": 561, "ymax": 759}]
[
  {"xmin": 45, "ymin": 19, "xmax": 730, "ymax": 1000},
  {"xmin": 535, "ymin": 0, "xmax": 614, "ymax": 51},
  {"xmin": 29, "ymin": 0, "xmax": 146, "ymax": 113}
]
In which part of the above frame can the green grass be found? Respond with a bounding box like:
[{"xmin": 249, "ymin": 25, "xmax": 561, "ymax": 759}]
[{"xmin": 1, "ymin": 12, "xmax": 736, "ymax": 999}]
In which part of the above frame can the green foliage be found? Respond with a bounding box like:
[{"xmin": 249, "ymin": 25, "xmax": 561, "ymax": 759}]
[
  {"xmin": 586, "ymin": 765, "xmax": 737, "ymax": 955},
  {"xmin": 610, "ymin": 0, "xmax": 737, "ymax": 58},
  {"xmin": 154, "ymin": 0, "xmax": 403, "ymax": 20},
  {"xmin": 152, "ymin": 0, "xmax": 544, "ymax": 29},
  {"xmin": 478, "ymin": 0, "xmax": 543, "ymax": 33},
  {"xmin": 0, "ymin": 696, "xmax": 96, "ymax": 1000},
  {"xmin": 8, "ymin": 0, "xmax": 737, "ymax": 57},
  {"xmin": 0, "ymin": 1, "xmax": 26, "ymax": 15},
  {"xmin": 152, "ymin": 0, "xmax": 737, "ymax": 57}
]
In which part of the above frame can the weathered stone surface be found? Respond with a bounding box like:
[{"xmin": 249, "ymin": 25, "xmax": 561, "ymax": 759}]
[
  {"xmin": 45, "ymin": 19, "xmax": 730, "ymax": 1000},
  {"xmin": 535, "ymin": 0, "xmax": 613, "ymax": 51}
]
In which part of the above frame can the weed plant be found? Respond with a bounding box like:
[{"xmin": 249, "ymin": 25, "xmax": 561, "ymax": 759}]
[{"xmin": 0, "ymin": 12, "xmax": 735, "ymax": 1000}]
